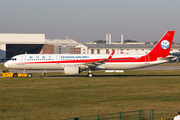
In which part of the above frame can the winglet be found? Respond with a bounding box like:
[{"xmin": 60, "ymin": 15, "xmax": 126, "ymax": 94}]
[{"xmin": 107, "ymin": 50, "xmax": 115, "ymax": 60}]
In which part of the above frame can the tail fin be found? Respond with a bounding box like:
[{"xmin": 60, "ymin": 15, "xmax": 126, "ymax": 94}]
[{"xmin": 147, "ymin": 31, "xmax": 175, "ymax": 58}]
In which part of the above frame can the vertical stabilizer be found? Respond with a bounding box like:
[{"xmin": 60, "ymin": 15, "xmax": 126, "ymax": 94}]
[{"xmin": 147, "ymin": 31, "xmax": 175, "ymax": 58}]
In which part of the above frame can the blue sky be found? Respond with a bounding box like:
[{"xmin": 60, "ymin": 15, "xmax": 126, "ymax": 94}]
[{"xmin": 0, "ymin": 0, "xmax": 180, "ymax": 43}]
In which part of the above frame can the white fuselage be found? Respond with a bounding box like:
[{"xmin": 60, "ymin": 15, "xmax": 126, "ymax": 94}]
[{"xmin": 4, "ymin": 54, "xmax": 168, "ymax": 70}]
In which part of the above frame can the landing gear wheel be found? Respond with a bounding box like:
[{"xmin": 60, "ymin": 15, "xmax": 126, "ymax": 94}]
[
  {"xmin": 13, "ymin": 73, "xmax": 18, "ymax": 78},
  {"xmin": 88, "ymin": 73, "xmax": 93, "ymax": 77},
  {"xmin": 27, "ymin": 73, "xmax": 33, "ymax": 78}
]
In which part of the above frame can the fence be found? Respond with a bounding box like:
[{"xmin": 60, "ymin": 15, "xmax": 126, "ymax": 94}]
[{"xmin": 61, "ymin": 109, "xmax": 179, "ymax": 120}]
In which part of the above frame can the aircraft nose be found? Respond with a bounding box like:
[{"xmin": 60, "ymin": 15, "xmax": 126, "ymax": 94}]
[{"xmin": 4, "ymin": 62, "xmax": 8, "ymax": 68}]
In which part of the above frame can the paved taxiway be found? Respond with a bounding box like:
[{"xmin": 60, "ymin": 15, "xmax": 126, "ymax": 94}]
[{"xmin": 136, "ymin": 66, "xmax": 180, "ymax": 70}]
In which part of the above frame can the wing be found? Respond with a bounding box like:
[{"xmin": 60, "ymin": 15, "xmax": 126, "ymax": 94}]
[{"xmin": 83, "ymin": 50, "xmax": 115, "ymax": 67}]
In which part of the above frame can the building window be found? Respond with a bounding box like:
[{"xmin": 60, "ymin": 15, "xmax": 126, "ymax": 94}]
[
  {"xmin": 97, "ymin": 49, "xmax": 100, "ymax": 54},
  {"xmin": 91, "ymin": 49, "xmax": 94, "ymax": 54},
  {"xmin": 141, "ymin": 49, "xmax": 144, "ymax": 51},
  {"xmin": 106, "ymin": 49, "xmax": 109, "ymax": 54}
]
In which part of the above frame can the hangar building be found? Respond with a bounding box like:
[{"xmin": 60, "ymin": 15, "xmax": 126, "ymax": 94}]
[{"xmin": 0, "ymin": 34, "xmax": 45, "ymax": 60}]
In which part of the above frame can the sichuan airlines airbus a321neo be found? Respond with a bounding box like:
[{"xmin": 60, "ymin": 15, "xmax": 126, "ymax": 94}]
[{"xmin": 4, "ymin": 31, "xmax": 176, "ymax": 77}]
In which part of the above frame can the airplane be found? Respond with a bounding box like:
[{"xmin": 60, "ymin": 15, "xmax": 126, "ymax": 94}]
[{"xmin": 4, "ymin": 31, "xmax": 177, "ymax": 77}]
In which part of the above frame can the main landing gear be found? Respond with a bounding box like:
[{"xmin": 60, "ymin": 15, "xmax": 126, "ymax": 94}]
[
  {"xmin": 88, "ymin": 73, "xmax": 93, "ymax": 77},
  {"xmin": 87, "ymin": 69, "xmax": 93, "ymax": 77}
]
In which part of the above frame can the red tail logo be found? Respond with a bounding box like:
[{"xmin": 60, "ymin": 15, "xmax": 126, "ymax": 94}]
[{"xmin": 147, "ymin": 31, "xmax": 175, "ymax": 58}]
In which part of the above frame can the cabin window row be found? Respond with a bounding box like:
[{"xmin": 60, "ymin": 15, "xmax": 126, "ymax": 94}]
[
  {"xmin": 112, "ymin": 59, "xmax": 140, "ymax": 61},
  {"xmin": 26, "ymin": 58, "xmax": 141, "ymax": 61},
  {"xmin": 27, "ymin": 59, "xmax": 54, "ymax": 61}
]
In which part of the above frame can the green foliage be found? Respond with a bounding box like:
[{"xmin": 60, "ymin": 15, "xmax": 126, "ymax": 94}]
[
  {"xmin": 124, "ymin": 39, "xmax": 138, "ymax": 43},
  {"xmin": 93, "ymin": 40, "xmax": 106, "ymax": 44}
]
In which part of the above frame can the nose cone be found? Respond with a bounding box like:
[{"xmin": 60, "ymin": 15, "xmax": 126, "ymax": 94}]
[{"xmin": 4, "ymin": 62, "xmax": 8, "ymax": 68}]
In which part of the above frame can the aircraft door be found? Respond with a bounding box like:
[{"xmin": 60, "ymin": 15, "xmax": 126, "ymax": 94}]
[
  {"xmin": 21, "ymin": 56, "xmax": 26, "ymax": 63},
  {"xmin": 56, "ymin": 56, "xmax": 60, "ymax": 63},
  {"xmin": 145, "ymin": 55, "xmax": 150, "ymax": 64},
  {"xmin": 99, "ymin": 56, "xmax": 103, "ymax": 61}
]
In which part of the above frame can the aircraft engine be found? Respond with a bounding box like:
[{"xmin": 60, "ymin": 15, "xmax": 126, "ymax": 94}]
[{"xmin": 64, "ymin": 65, "xmax": 80, "ymax": 75}]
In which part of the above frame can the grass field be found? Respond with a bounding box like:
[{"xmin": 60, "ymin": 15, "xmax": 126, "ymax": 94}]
[{"xmin": 0, "ymin": 69, "xmax": 180, "ymax": 119}]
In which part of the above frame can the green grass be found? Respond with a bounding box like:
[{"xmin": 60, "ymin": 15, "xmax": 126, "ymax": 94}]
[{"xmin": 0, "ymin": 70, "xmax": 180, "ymax": 119}]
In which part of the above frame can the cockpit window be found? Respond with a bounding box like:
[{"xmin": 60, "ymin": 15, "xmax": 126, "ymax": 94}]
[{"xmin": 10, "ymin": 58, "xmax": 17, "ymax": 61}]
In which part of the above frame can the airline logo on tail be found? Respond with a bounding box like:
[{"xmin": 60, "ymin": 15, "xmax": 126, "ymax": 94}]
[{"xmin": 161, "ymin": 40, "xmax": 170, "ymax": 49}]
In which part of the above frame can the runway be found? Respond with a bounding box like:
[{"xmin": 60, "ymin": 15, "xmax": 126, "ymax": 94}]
[{"xmin": 135, "ymin": 65, "xmax": 180, "ymax": 70}]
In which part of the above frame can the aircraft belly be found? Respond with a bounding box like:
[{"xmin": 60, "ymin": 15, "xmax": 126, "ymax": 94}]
[
  {"xmin": 100, "ymin": 62, "xmax": 154, "ymax": 70},
  {"xmin": 9, "ymin": 63, "xmax": 64, "ymax": 70}
]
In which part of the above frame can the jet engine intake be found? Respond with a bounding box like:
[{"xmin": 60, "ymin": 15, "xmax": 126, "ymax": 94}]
[{"xmin": 64, "ymin": 65, "xmax": 80, "ymax": 75}]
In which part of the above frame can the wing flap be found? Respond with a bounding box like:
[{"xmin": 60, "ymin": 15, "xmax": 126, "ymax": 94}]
[{"xmin": 83, "ymin": 50, "xmax": 115, "ymax": 67}]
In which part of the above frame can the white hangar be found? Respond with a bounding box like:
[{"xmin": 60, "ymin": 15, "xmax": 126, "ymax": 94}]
[{"xmin": 0, "ymin": 33, "xmax": 45, "ymax": 60}]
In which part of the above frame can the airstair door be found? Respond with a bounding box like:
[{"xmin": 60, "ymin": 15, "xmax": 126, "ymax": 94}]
[
  {"xmin": 56, "ymin": 56, "xmax": 60, "ymax": 63},
  {"xmin": 21, "ymin": 56, "xmax": 26, "ymax": 64},
  {"xmin": 145, "ymin": 55, "xmax": 150, "ymax": 64},
  {"xmin": 99, "ymin": 56, "xmax": 103, "ymax": 61}
]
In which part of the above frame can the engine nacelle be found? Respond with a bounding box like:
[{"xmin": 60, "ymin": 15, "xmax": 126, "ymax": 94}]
[{"xmin": 64, "ymin": 65, "xmax": 80, "ymax": 75}]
